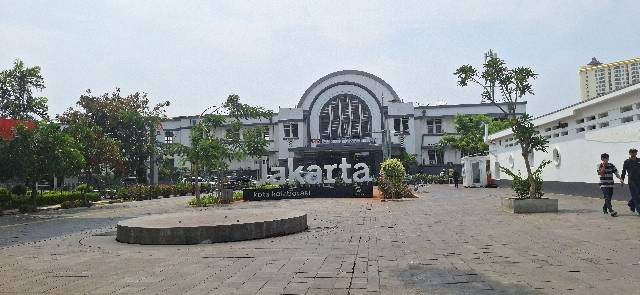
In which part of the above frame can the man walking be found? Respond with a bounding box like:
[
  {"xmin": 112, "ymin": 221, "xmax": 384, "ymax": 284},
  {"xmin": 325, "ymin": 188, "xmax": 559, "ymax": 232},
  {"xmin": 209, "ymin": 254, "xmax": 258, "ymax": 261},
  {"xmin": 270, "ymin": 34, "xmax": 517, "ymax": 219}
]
[
  {"xmin": 621, "ymin": 148, "xmax": 640, "ymax": 216},
  {"xmin": 452, "ymin": 170, "xmax": 460, "ymax": 188},
  {"xmin": 598, "ymin": 153, "xmax": 622, "ymax": 217}
]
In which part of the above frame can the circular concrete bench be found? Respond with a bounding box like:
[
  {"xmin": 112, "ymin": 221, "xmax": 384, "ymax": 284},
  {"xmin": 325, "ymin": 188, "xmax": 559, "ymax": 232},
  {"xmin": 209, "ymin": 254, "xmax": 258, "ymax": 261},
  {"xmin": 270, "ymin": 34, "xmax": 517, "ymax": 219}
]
[{"xmin": 116, "ymin": 209, "xmax": 307, "ymax": 245}]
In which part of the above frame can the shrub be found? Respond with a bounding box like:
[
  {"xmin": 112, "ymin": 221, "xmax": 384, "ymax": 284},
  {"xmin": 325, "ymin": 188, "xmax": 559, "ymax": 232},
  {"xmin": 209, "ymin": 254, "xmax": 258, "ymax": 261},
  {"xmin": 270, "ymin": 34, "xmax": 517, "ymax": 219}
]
[
  {"xmin": 187, "ymin": 195, "xmax": 220, "ymax": 207},
  {"xmin": 381, "ymin": 159, "xmax": 405, "ymax": 185},
  {"xmin": 251, "ymin": 183, "xmax": 280, "ymax": 190},
  {"xmin": 379, "ymin": 159, "xmax": 415, "ymax": 199},
  {"xmin": 75, "ymin": 183, "xmax": 93, "ymax": 193},
  {"xmin": 37, "ymin": 191, "xmax": 100, "ymax": 206},
  {"xmin": 11, "ymin": 195, "xmax": 31, "ymax": 212},
  {"xmin": 500, "ymin": 160, "xmax": 550, "ymax": 199},
  {"xmin": 60, "ymin": 199, "xmax": 86, "ymax": 209},
  {"xmin": 172, "ymin": 183, "xmax": 188, "ymax": 196},
  {"xmin": 0, "ymin": 187, "xmax": 11, "ymax": 209},
  {"xmin": 159, "ymin": 185, "xmax": 172, "ymax": 198},
  {"xmin": 11, "ymin": 184, "xmax": 27, "ymax": 196},
  {"xmin": 407, "ymin": 173, "xmax": 431, "ymax": 185},
  {"xmin": 233, "ymin": 190, "xmax": 243, "ymax": 201},
  {"xmin": 146, "ymin": 185, "xmax": 161, "ymax": 199},
  {"xmin": 378, "ymin": 176, "xmax": 416, "ymax": 199},
  {"xmin": 129, "ymin": 184, "xmax": 149, "ymax": 201},
  {"xmin": 115, "ymin": 187, "xmax": 130, "ymax": 200}
]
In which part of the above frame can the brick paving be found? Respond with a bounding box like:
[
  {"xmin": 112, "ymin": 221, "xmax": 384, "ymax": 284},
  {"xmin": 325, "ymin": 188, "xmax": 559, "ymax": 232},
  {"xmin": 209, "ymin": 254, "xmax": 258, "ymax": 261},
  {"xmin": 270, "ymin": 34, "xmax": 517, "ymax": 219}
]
[{"xmin": 1, "ymin": 185, "xmax": 640, "ymax": 294}]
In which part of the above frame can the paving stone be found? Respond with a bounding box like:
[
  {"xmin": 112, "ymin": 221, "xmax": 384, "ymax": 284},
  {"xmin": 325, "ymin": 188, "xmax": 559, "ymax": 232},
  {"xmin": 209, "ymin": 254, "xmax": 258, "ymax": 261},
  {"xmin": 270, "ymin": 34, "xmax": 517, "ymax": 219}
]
[{"xmin": 2, "ymin": 186, "xmax": 640, "ymax": 294}]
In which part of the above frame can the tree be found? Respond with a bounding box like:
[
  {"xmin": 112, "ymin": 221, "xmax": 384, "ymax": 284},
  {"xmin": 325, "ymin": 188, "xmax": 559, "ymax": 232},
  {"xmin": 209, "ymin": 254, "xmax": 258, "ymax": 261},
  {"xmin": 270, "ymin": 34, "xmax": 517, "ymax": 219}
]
[
  {"xmin": 454, "ymin": 54, "xmax": 549, "ymax": 198},
  {"xmin": 437, "ymin": 114, "xmax": 511, "ymax": 156},
  {"xmin": 158, "ymin": 157, "xmax": 184, "ymax": 183},
  {"xmin": 396, "ymin": 149, "xmax": 417, "ymax": 172},
  {"xmin": 0, "ymin": 59, "xmax": 48, "ymax": 120},
  {"xmin": 59, "ymin": 89, "xmax": 169, "ymax": 182},
  {"xmin": 63, "ymin": 120, "xmax": 125, "ymax": 187},
  {"xmin": 166, "ymin": 94, "xmax": 273, "ymax": 202},
  {"xmin": 0, "ymin": 122, "xmax": 84, "ymax": 209}
]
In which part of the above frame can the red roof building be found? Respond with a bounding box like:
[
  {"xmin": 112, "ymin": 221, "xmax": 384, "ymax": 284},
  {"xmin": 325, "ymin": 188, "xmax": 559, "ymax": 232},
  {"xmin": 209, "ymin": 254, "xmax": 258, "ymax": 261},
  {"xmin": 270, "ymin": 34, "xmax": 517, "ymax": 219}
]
[{"xmin": 0, "ymin": 119, "xmax": 36, "ymax": 141}]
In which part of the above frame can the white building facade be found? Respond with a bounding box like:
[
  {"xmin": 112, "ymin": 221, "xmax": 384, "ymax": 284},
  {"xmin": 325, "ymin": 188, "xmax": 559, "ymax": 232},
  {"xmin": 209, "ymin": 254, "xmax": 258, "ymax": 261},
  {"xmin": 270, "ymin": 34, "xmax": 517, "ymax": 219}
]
[
  {"xmin": 488, "ymin": 83, "xmax": 640, "ymax": 198},
  {"xmin": 159, "ymin": 70, "xmax": 525, "ymax": 179}
]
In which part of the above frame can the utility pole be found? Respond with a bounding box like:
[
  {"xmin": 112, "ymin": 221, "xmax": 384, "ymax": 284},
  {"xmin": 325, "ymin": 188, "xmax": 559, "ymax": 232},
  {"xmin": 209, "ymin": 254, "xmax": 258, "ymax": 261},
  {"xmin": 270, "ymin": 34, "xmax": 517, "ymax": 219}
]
[{"xmin": 380, "ymin": 92, "xmax": 392, "ymax": 160}]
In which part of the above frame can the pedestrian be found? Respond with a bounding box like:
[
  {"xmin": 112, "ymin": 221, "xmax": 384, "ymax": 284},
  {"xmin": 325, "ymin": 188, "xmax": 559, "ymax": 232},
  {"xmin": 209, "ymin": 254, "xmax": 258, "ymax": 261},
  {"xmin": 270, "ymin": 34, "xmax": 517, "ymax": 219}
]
[
  {"xmin": 598, "ymin": 153, "xmax": 622, "ymax": 217},
  {"xmin": 452, "ymin": 170, "xmax": 460, "ymax": 188},
  {"xmin": 621, "ymin": 148, "xmax": 640, "ymax": 216}
]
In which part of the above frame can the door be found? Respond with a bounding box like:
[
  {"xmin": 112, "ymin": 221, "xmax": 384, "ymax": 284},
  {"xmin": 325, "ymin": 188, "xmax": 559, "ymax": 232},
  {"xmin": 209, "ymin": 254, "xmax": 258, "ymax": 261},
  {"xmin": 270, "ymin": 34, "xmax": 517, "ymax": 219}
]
[{"xmin": 472, "ymin": 161, "xmax": 481, "ymax": 184}]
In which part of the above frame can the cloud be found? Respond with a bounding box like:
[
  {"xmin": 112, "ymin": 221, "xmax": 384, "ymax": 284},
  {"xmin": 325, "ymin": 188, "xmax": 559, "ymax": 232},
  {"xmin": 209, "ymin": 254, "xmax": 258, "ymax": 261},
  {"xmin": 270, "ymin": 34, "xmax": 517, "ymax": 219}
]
[{"xmin": 1, "ymin": 0, "xmax": 638, "ymax": 117}]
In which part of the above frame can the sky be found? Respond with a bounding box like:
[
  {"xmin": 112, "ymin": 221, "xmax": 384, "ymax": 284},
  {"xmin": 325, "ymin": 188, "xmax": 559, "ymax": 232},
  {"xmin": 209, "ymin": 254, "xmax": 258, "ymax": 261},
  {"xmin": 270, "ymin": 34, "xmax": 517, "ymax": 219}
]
[{"xmin": 1, "ymin": 0, "xmax": 639, "ymax": 118}]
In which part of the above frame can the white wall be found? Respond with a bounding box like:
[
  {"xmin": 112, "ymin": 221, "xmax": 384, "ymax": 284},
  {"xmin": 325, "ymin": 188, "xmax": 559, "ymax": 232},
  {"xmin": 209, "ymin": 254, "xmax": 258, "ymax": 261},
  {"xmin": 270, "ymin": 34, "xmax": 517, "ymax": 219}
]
[{"xmin": 489, "ymin": 85, "xmax": 640, "ymax": 184}]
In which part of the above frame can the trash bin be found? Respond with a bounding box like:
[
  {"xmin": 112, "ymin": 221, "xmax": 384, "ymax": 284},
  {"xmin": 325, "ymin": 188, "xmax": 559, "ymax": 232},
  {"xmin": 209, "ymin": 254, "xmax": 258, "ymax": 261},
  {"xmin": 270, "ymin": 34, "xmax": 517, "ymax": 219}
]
[{"xmin": 221, "ymin": 189, "xmax": 234, "ymax": 203}]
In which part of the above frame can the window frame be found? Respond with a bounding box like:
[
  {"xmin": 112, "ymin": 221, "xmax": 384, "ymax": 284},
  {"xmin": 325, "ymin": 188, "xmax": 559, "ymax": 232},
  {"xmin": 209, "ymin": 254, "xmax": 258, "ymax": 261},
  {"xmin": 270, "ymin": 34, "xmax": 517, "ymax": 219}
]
[{"xmin": 283, "ymin": 123, "xmax": 299, "ymax": 138}]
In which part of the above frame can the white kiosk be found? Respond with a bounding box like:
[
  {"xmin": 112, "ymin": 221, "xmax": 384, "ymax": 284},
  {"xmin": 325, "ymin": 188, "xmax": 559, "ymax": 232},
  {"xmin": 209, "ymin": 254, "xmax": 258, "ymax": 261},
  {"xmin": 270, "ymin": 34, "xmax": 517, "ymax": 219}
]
[{"xmin": 461, "ymin": 155, "xmax": 491, "ymax": 188}]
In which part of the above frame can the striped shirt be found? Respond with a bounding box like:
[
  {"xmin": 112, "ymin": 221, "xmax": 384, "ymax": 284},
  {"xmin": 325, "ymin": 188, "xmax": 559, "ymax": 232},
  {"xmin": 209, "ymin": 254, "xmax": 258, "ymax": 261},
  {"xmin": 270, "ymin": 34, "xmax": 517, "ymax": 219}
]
[{"xmin": 597, "ymin": 163, "xmax": 618, "ymax": 188}]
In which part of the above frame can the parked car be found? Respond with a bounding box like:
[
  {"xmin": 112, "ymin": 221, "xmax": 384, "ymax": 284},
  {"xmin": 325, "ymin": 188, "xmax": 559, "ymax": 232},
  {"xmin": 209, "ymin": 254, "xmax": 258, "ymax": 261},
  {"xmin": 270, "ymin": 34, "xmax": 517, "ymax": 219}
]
[
  {"xmin": 121, "ymin": 177, "xmax": 138, "ymax": 186},
  {"xmin": 180, "ymin": 177, "xmax": 208, "ymax": 184}
]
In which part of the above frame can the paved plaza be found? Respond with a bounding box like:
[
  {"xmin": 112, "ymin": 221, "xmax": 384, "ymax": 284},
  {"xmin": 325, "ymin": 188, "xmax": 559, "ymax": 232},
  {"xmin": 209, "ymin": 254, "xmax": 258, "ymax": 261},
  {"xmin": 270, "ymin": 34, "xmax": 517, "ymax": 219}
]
[{"xmin": 1, "ymin": 185, "xmax": 640, "ymax": 294}]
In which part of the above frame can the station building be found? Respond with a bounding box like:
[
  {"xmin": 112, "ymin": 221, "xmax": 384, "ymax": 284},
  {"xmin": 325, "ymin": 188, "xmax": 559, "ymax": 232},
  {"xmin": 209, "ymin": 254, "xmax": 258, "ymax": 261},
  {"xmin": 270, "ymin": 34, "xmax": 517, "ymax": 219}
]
[{"xmin": 160, "ymin": 70, "xmax": 525, "ymax": 178}]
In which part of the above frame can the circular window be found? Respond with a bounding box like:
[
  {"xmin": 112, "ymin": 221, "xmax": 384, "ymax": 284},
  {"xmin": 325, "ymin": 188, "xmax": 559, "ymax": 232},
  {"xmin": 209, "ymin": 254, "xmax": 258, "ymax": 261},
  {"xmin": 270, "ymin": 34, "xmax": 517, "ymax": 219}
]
[
  {"xmin": 508, "ymin": 154, "xmax": 514, "ymax": 168},
  {"xmin": 552, "ymin": 147, "xmax": 561, "ymax": 166}
]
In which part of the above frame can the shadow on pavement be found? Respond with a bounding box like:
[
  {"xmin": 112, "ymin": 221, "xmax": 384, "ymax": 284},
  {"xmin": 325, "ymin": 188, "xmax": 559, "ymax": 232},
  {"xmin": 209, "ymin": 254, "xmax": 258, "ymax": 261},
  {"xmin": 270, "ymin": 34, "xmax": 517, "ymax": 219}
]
[
  {"xmin": 0, "ymin": 216, "xmax": 123, "ymax": 247},
  {"xmin": 557, "ymin": 208, "xmax": 601, "ymax": 214},
  {"xmin": 396, "ymin": 262, "xmax": 541, "ymax": 295}
]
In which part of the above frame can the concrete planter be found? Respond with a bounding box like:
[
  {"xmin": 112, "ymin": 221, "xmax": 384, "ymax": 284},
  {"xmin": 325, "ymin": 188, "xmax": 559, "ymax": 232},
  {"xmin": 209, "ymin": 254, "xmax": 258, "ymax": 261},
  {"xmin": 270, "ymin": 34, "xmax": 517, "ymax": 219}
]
[{"xmin": 501, "ymin": 197, "xmax": 558, "ymax": 213}]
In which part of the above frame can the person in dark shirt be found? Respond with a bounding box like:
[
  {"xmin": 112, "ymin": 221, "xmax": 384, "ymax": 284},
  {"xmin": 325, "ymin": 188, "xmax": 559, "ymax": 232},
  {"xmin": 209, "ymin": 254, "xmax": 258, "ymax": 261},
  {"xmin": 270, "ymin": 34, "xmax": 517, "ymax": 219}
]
[
  {"xmin": 598, "ymin": 153, "xmax": 622, "ymax": 217},
  {"xmin": 621, "ymin": 148, "xmax": 640, "ymax": 215},
  {"xmin": 452, "ymin": 170, "xmax": 460, "ymax": 188}
]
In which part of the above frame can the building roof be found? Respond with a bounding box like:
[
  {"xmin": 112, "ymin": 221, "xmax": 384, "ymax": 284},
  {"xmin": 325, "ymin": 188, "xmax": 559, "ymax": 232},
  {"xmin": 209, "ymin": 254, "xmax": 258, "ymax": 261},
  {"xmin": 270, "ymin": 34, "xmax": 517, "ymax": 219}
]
[
  {"xmin": 489, "ymin": 82, "xmax": 640, "ymax": 139},
  {"xmin": 0, "ymin": 119, "xmax": 36, "ymax": 141},
  {"xmin": 579, "ymin": 56, "xmax": 640, "ymax": 71},
  {"xmin": 297, "ymin": 70, "xmax": 400, "ymax": 108},
  {"xmin": 587, "ymin": 57, "xmax": 601, "ymax": 66},
  {"xmin": 414, "ymin": 101, "xmax": 526, "ymax": 109}
]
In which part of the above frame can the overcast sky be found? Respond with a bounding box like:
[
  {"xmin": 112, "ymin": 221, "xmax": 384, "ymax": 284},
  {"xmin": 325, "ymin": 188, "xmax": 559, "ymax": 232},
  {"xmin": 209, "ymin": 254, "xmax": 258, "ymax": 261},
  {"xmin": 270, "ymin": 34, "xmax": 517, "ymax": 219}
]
[{"xmin": 1, "ymin": 0, "xmax": 638, "ymax": 118}]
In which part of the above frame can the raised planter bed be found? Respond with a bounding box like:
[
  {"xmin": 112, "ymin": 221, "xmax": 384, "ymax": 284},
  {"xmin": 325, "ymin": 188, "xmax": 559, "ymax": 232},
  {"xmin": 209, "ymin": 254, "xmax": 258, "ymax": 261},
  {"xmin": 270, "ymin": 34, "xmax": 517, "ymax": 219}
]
[{"xmin": 501, "ymin": 197, "xmax": 558, "ymax": 213}]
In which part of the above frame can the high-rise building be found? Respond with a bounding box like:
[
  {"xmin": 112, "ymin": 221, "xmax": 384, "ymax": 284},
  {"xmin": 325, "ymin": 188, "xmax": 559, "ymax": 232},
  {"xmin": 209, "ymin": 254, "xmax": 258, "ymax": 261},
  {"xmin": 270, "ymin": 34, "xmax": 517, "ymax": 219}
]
[{"xmin": 579, "ymin": 56, "xmax": 640, "ymax": 101}]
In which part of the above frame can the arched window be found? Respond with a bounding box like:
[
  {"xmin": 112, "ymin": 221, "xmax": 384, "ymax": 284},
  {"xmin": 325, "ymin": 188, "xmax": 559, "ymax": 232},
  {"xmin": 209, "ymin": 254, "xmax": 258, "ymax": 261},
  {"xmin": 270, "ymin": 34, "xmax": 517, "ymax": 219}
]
[{"xmin": 319, "ymin": 94, "xmax": 372, "ymax": 140}]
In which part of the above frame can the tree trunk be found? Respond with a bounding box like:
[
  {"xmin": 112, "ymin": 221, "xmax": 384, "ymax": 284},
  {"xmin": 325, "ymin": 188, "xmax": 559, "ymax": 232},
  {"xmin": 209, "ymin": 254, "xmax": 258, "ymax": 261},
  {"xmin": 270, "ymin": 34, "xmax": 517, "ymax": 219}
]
[
  {"xmin": 521, "ymin": 147, "xmax": 537, "ymax": 198},
  {"xmin": 193, "ymin": 162, "xmax": 200, "ymax": 201},
  {"xmin": 217, "ymin": 170, "xmax": 223, "ymax": 199},
  {"xmin": 30, "ymin": 183, "xmax": 38, "ymax": 211}
]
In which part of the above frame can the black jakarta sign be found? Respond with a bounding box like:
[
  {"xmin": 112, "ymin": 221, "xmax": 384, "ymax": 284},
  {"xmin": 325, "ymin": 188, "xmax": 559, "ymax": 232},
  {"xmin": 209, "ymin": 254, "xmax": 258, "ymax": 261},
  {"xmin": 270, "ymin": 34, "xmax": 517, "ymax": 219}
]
[{"xmin": 243, "ymin": 184, "xmax": 373, "ymax": 201}]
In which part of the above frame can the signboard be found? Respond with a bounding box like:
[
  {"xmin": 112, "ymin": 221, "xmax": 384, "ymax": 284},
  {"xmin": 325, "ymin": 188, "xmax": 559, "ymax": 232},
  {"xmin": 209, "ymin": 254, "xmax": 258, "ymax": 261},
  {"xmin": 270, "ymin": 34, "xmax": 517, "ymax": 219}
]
[
  {"xmin": 310, "ymin": 137, "xmax": 377, "ymax": 147},
  {"xmin": 260, "ymin": 157, "xmax": 372, "ymax": 185},
  {"xmin": 243, "ymin": 184, "xmax": 373, "ymax": 201}
]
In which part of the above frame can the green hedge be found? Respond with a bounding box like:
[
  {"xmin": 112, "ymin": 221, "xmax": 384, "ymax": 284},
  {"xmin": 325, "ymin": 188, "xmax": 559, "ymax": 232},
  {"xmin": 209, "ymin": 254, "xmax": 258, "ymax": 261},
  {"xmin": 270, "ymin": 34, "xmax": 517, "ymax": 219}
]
[
  {"xmin": 0, "ymin": 182, "xmax": 226, "ymax": 211},
  {"xmin": 114, "ymin": 183, "xmax": 219, "ymax": 201},
  {"xmin": 37, "ymin": 191, "xmax": 100, "ymax": 206},
  {"xmin": 0, "ymin": 188, "xmax": 100, "ymax": 209},
  {"xmin": 0, "ymin": 187, "xmax": 11, "ymax": 210},
  {"xmin": 407, "ymin": 173, "xmax": 450, "ymax": 184}
]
